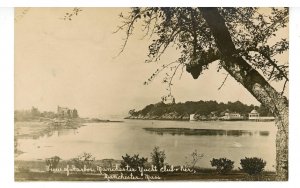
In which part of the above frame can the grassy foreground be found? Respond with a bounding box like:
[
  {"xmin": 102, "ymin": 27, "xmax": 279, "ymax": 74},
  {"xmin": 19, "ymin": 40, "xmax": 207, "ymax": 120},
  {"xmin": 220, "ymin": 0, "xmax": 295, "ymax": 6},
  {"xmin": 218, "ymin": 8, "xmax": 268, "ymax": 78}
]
[{"xmin": 15, "ymin": 160, "xmax": 276, "ymax": 181}]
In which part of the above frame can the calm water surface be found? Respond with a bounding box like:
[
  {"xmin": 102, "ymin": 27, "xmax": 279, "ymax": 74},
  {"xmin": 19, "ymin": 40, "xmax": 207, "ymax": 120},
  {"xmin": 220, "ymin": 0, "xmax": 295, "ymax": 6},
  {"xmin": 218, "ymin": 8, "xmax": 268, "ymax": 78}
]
[{"xmin": 16, "ymin": 120, "xmax": 277, "ymax": 170}]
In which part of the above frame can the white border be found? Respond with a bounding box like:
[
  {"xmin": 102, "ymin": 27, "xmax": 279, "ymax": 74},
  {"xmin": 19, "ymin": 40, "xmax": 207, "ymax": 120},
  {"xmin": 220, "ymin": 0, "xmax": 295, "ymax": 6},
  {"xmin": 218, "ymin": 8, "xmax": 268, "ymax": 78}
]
[
  {"xmin": 288, "ymin": 6, "xmax": 300, "ymax": 184},
  {"xmin": 1, "ymin": 0, "xmax": 300, "ymax": 7},
  {"xmin": 1, "ymin": 3, "xmax": 300, "ymax": 188},
  {"xmin": 0, "ymin": 7, "xmax": 14, "ymax": 188}
]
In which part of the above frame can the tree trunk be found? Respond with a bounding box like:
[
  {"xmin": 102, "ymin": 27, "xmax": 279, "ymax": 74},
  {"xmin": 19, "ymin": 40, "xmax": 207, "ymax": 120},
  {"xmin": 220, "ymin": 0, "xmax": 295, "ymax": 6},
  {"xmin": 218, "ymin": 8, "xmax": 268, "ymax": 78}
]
[{"xmin": 199, "ymin": 7, "xmax": 288, "ymax": 180}]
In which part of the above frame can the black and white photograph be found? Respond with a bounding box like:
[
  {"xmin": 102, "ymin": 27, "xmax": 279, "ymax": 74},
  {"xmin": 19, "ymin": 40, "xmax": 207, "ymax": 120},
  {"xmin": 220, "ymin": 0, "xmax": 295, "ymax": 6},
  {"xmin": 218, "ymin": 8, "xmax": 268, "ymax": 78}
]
[{"xmin": 13, "ymin": 7, "xmax": 290, "ymax": 181}]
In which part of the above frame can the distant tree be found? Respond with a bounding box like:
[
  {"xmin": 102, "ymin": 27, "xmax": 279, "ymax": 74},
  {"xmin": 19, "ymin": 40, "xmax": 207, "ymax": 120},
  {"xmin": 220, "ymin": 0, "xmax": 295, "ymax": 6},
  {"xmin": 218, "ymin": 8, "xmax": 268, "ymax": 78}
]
[
  {"xmin": 132, "ymin": 100, "xmax": 263, "ymax": 118},
  {"xmin": 258, "ymin": 104, "xmax": 272, "ymax": 116},
  {"xmin": 31, "ymin": 106, "xmax": 40, "ymax": 117},
  {"xmin": 151, "ymin": 106, "xmax": 166, "ymax": 116},
  {"xmin": 128, "ymin": 109, "xmax": 135, "ymax": 115},
  {"xmin": 140, "ymin": 104, "xmax": 155, "ymax": 115}
]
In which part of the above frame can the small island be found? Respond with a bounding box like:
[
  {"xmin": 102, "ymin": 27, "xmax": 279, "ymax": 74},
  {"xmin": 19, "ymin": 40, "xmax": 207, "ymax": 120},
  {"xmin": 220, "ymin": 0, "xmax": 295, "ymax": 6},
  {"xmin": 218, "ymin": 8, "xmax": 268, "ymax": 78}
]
[{"xmin": 125, "ymin": 100, "xmax": 274, "ymax": 121}]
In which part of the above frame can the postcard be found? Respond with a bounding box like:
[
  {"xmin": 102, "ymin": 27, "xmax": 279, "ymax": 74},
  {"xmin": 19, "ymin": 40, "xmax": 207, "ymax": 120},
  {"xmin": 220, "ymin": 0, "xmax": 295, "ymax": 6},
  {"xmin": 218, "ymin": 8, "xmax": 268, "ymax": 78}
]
[{"xmin": 14, "ymin": 7, "xmax": 289, "ymax": 181}]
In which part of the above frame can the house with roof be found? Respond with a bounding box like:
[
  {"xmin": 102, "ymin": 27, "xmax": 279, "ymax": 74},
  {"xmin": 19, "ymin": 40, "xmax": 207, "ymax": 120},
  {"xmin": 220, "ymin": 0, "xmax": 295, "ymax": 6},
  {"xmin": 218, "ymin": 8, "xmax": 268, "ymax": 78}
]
[
  {"xmin": 248, "ymin": 109, "xmax": 275, "ymax": 121},
  {"xmin": 249, "ymin": 109, "xmax": 260, "ymax": 120},
  {"xmin": 220, "ymin": 112, "xmax": 244, "ymax": 120}
]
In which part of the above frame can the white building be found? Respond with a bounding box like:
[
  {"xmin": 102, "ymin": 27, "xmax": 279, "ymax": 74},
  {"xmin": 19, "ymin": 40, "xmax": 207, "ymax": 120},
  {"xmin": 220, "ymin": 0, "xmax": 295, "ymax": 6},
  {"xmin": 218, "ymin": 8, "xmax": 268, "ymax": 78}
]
[
  {"xmin": 248, "ymin": 109, "xmax": 275, "ymax": 121},
  {"xmin": 248, "ymin": 109, "xmax": 260, "ymax": 120},
  {"xmin": 190, "ymin": 114, "xmax": 196, "ymax": 121},
  {"xmin": 221, "ymin": 112, "xmax": 243, "ymax": 120}
]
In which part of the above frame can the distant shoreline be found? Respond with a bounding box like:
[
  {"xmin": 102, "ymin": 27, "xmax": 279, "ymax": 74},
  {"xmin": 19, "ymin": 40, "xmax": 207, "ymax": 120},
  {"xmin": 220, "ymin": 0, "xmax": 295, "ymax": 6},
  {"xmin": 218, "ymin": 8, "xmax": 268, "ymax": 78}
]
[
  {"xmin": 124, "ymin": 116, "xmax": 273, "ymax": 122},
  {"xmin": 124, "ymin": 116, "xmax": 189, "ymax": 121},
  {"xmin": 125, "ymin": 117, "xmax": 247, "ymax": 121}
]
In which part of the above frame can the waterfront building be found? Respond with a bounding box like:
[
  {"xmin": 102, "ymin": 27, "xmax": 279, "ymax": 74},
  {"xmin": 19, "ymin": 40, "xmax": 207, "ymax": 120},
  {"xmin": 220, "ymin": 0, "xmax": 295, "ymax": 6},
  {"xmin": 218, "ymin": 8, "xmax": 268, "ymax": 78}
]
[{"xmin": 249, "ymin": 109, "xmax": 260, "ymax": 120}]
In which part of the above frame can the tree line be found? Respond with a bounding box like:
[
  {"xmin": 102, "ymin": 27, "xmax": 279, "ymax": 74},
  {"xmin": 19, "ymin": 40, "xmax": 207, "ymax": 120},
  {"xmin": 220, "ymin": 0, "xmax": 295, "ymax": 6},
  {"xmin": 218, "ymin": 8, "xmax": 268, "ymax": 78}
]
[{"xmin": 129, "ymin": 100, "xmax": 271, "ymax": 118}]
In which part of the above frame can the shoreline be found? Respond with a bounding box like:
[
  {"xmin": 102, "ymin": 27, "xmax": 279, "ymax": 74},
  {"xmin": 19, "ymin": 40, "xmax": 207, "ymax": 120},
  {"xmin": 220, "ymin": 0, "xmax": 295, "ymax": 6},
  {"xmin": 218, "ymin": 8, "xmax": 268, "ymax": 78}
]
[
  {"xmin": 125, "ymin": 117, "xmax": 274, "ymax": 122},
  {"xmin": 14, "ymin": 120, "xmax": 84, "ymax": 140},
  {"xmin": 125, "ymin": 117, "xmax": 189, "ymax": 121},
  {"xmin": 14, "ymin": 117, "xmax": 123, "ymax": 140}
]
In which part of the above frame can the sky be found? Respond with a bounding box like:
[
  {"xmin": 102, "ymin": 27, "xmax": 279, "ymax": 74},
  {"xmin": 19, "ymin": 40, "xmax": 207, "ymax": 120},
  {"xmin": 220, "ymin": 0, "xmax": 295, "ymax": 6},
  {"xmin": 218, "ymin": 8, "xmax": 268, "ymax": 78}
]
[{"xmin": 14, "ymin": 8, "xmax": 288, "ymax": 118}]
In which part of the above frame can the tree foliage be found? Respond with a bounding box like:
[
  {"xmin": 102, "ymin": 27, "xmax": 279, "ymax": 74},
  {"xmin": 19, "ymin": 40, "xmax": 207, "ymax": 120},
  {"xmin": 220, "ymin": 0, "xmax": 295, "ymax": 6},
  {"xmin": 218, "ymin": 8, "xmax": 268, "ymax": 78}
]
[
  {"xmin": 116, "ymin": 8, "xmax": 288, "ymax": 99},
  {"xmin": 185, "ymin": 150, "xmax": 204, "ymax": 169},
  {"xmin": 150, "ymin": 146, "xmax": 166, "ymax": 173},
  {"xmin": 210, "ymin": 158, "xmax": 234, "ymax": 174},
  {"xmin": 240, "ymin": 157, "xmax": 267, "ymax": 175},
  {"xmin": 71, "ymin": 152, "xmax": 95, "ymax": 169},
  {"xmin": 129, "ymin": 100, "xmax": 269, "ymax": 118},
  {"xmin": 120, "ymin": 154, "xmax": 148, "ymax": 175}
]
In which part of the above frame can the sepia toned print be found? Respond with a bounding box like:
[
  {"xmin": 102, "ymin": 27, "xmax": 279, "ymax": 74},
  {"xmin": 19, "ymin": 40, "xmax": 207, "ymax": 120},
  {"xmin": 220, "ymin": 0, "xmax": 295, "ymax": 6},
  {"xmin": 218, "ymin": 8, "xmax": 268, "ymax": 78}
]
[{"xmin": 15, "ymin": 7, "xmax": 288, "ymax": 181}]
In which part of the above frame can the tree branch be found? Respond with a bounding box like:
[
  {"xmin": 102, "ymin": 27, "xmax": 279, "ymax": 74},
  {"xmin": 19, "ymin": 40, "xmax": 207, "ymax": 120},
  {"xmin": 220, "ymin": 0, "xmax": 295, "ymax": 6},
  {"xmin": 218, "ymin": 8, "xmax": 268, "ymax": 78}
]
[
  {"xmin": 199, "ymin": 7, "xmax": 288, "ymax": 117},
  {"xmin": 218, "ymin": 73, "xmax": 229, "ymax": 90},
  {"xmin": 246, "ymin": 48, "xmax": 289, "ymax": 81},
  {"xmin": 281, "ymin": 79, "xmax": 288, "ymax": 96}
]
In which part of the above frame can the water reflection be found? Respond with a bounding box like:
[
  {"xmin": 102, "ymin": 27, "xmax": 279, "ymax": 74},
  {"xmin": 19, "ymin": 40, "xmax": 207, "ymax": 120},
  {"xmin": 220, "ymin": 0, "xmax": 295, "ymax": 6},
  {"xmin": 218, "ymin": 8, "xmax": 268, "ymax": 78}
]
[
  {"xmin": 16, "ymin": 120, "xmax": 276, "ymax": 170},
  {"xmin": 15, "ymin": 121, "xmax": 82, "ymax": 141},
  {"xmin": 143, "ymin": 127, "xmax": 270, "ymax": 137},
  {"xmin": 29, "ymin": 127, "xmax": 78, "ymax": 139}
]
